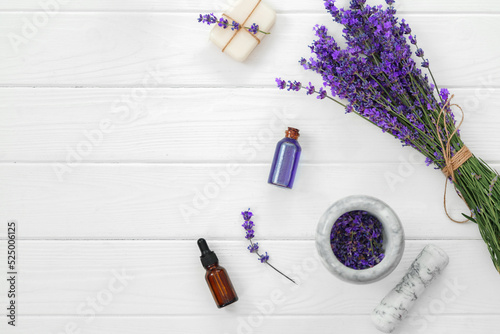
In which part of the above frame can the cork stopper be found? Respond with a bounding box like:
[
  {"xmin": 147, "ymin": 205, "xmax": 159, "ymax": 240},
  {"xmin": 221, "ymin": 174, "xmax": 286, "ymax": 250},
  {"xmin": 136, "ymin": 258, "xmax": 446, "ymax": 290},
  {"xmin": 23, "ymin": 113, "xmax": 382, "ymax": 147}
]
[{"xmin": 285, "ymin": 127, "xmax": 300, "ymax": 140}]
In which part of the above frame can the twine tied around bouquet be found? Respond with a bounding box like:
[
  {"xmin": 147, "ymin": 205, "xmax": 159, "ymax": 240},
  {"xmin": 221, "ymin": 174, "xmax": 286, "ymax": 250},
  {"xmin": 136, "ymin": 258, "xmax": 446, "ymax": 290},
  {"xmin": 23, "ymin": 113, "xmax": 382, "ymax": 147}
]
[
  {"xmin": 436, "ymin": 95, "xmax": 473, "ymax": 223},
  {"xmin": 221, "ymin": 0, "xmax": 262, "ymax": 52}
]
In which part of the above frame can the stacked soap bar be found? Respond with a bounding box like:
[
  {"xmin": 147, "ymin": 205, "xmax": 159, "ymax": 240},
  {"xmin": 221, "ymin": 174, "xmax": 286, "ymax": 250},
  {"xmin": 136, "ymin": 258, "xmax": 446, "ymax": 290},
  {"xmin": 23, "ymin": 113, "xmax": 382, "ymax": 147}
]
[{"xmin": 210, "ymin": 0, "xmax": 276, "ymax": 62}]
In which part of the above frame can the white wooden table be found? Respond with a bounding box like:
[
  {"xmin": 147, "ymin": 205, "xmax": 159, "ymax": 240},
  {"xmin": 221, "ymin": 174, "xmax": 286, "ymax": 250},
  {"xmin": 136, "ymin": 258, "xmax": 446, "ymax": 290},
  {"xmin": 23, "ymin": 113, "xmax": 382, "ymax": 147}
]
[{"xmin": 1, "ymin": 0, "xmax": 500, "ymax": 333}]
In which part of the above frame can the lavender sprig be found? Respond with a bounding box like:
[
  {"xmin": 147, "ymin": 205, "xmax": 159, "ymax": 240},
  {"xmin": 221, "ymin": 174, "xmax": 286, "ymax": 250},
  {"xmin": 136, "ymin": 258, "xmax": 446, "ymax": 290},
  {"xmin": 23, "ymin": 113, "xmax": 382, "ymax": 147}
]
[
  {"xmin": 198, "ymin": 13, "xmax": 270, "ymax": 35},
  {"xmin": 241, "ymin": 209, "xmax": 297, "ymax": 284}
]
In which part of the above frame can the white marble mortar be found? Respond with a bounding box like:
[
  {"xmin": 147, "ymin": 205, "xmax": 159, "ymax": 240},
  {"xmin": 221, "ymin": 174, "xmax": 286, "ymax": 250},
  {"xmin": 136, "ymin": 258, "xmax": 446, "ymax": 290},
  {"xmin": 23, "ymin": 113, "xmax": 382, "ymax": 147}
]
[{"xmin": 315, "ymin": 195, "xmax": 405, "ymax": 284}]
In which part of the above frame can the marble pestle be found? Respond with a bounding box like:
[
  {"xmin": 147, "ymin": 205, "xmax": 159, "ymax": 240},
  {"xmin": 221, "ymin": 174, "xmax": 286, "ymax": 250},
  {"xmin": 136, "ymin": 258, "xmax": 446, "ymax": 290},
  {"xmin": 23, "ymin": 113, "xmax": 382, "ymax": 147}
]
[{"xmin": 371, "ymin": 244, "xmax": 450, "ymax": 333}]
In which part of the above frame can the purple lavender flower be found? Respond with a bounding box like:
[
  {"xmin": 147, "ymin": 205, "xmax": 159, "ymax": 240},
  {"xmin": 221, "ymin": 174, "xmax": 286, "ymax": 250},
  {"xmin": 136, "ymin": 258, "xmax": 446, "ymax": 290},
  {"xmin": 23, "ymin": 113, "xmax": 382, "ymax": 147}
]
[
  {"xmin": 439, "ymin": 88, "xmax": 450, "ymax": 102},
  {"xmin": 306, "ymin": 82, "xmax": 315, "ymax": 95},
  {"xmin": 299, "ymin": 58, "xmax": 308, "ymax": 69},
  {"xmin": 232, "ymin": 21, "xmax": 240, "ymax": 31},
  {"xmin": 241, "ymin": 210, "xmax": 253, "ymax": 221},
  {"xmin": 248, "ymin": 23, "xmax": 259, "ymax": 34},
  {"xmin": 324, "ymin": 1, "xmax": 339, "ymax": 14},
  {"xmin": 275, "ymin": 78, "xmax": 287, "ymax": 90},
  {"xmin": 248, "ymin": 242, "xmax": 259, "ymax": 253},
  {"xmin": 409, "ymin": 35, "xmax": 417, "ymax": 45},
  {"xmin": 422, "ymin": 59, "xmax": 430, "ymax": 68},
  {"xmin": 488, "ymin": 176, "xmax": 498, "ymax": 196},
  {"xmin": 245, "ymin": 229, "xmax": 255, "ymax": 239},
  {"xmin": 317, "ymin": 87, "xmax": 327, "ymax": 99},
  {"xmin": 218, "ymin": 17, "xmax": 229, "ymax": 29},
  {"xmin": 330, "ymin": 210, "xmax": 385, "ymax": 270},
  {"xmin": 259, "ymin": 252, "xmax": 270, "ymax": 263},
  {"xmin": 415, "ymin": 48, "xmax": 424, "ymax": 57},
  {"xmin": 287, "ymin": 80, "xmax": 302, "ymax": 92},
  {"xmin": 471, "ymin": 172, "xmax": 482, "ymax": 180},
  {"xmin": 199, "ymin": 13, "xmax": 217, "ymax": 25},
  {"xmin": 242, "ymin": 220, "xmax": 254, "ymax": 230}
]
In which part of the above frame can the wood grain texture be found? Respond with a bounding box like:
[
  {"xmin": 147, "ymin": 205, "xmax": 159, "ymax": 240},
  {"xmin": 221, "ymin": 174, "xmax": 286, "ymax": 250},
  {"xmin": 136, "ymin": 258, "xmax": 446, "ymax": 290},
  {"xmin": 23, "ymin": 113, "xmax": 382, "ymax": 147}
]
[
  {"xmin": 0, "ymin": 163, "xmax": 487, "ymax": 239},
  {"xmin": 1, "ymin": 14, "xmax": 500, "ymax": 88},
  {"xmin": 1, "ymin": 1, "xmax": 499, "ymax": 333},
  {"xmin": 0, "ymin": 240, "xmax": 497, "ymax": 316},
  {"xmin": 1, "ymin": 88, "xmax": 498, "ymax": 163},
  {"xmin": 1, "ymin": 0, "xmax": 500, "ymax": 13},
  {"xmin": 3, "ymin": 315, "xmax": 500, "ymax": 334}
]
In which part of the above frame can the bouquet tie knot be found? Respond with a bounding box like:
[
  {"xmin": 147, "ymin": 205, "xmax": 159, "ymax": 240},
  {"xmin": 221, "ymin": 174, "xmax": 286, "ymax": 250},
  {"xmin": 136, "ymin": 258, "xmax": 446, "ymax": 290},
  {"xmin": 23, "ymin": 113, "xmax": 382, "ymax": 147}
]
[
  {"xmin": 437, "ymin": 95, "xmax": 473, "ymax": 223},
  {"xmin": 222, "ymin": 0, "xmax": 262, "ymax": 53},
  {"xmin": 441, "ymin": 145, "xmax": 472, "ymax": 181},
  {"xmin": 437, "ymin": 95, "xmax": 472, "ymax": 182}
]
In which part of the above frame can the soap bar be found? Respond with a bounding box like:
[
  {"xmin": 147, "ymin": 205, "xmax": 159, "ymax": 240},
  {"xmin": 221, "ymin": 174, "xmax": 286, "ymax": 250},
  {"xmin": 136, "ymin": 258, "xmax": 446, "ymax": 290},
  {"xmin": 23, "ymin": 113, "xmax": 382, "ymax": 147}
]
[
  {"xmin": 371, "ymin": 244, "xmax": 449, "ymax": 333},
  {"xmin": 210, "ymin": 0, "xmax": 276, "ymax": 62}
]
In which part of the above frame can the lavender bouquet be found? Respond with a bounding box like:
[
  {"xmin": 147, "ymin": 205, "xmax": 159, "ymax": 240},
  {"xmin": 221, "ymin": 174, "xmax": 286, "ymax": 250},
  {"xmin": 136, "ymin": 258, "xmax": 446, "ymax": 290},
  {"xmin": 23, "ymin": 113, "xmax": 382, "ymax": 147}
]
[{"xmin": 277, "ymin": 0, "xmax": 500, "ymax": 273}]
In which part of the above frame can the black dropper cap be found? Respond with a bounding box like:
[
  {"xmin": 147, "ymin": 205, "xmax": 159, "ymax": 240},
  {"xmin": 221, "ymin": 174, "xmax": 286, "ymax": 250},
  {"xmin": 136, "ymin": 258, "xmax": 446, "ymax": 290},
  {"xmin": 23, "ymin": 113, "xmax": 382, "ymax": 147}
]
[{"xmin": 197, "ymin": 238, "xmax": 219, "ymax": 269}]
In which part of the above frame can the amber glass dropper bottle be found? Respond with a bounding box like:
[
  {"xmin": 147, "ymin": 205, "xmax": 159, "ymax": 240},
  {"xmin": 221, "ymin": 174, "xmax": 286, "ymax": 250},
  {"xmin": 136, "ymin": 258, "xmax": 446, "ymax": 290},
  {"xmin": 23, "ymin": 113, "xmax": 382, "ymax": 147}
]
[{"xmin": 197, "ymin": 238, "xmax": 238, "ymax": 308}]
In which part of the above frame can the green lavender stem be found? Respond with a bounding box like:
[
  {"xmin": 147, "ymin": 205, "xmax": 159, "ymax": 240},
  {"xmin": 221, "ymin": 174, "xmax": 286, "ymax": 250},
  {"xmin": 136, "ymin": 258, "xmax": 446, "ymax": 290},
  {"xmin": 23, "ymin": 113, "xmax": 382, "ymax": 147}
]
[{"xmin": 249, "ymin": 239, "xmax": 297, "ymax": 285}]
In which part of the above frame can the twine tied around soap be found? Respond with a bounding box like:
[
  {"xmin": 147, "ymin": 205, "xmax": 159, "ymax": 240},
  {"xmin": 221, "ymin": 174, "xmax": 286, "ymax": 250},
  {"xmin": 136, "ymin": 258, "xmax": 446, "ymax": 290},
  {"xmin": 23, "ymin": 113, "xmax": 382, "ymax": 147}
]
[
  {"xmin": 221, "ymin": 0, "xmax": 262, "ymax": 53},
  {"xmin": 436, "ymin": 95, "xmax": 473, "ymax": 223}
]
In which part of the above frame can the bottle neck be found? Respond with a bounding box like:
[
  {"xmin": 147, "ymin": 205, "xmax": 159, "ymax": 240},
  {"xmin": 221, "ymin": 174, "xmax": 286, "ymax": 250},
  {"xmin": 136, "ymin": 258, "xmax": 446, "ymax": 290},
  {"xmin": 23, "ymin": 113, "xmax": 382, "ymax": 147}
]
[
  {"xmin": 206, "ymin": 263, "xmax": 219, "ymax": 270},
  {"xmin": 285, "ymin": 127, "xmax": 300, "ymax": 140}
]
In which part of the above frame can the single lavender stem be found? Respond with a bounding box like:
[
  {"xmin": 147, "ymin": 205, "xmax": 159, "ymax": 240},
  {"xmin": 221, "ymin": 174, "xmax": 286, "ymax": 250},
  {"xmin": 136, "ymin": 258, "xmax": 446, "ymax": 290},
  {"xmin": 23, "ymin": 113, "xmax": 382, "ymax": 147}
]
[
  {"xmin": 325, "ymin": 94, "xmax": 346, "ymax": 107},
  {"xmin": 242, "ymin": 209, "xmax": 296, "ymax": 284},
  {"xmin": 414, "ymin": 43, "xmax": 441, "ymax": 99},
  {"xmin": 299, "ymin": 86, "xmax": 346, "ymax": 107},
  {"xmin": 198, "ymin": 14, "xmax": 270, "ymax": 35},
  {"xmin": 245, "ymin": 28, "xmax": 270, "ymax": 35},
  {"xmin": 426, "ymin": 66, "xmax": 441, "ymax": 101},
  {"xmin": 265, "ymin": 262, "xmax": 297, "ymax": 285},
  {"xmin": 252, "ymin": 244, "xmax": 297, "ymax": 284}
]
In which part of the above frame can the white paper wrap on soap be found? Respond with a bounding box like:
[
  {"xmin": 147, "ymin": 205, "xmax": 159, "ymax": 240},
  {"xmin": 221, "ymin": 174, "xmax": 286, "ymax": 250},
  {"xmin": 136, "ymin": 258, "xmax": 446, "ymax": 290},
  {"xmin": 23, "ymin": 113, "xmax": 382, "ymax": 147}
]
[{"xmin": 210, "ymin": 0, "xmax": 276, "ymax": 62}]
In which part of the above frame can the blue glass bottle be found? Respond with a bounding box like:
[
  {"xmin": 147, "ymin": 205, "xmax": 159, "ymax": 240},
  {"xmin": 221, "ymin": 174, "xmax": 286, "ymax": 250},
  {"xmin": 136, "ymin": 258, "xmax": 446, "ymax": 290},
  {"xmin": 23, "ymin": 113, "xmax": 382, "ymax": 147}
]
[{"xmin": 268, "ymin": 127, "xmax": 301, "ymax": 189}]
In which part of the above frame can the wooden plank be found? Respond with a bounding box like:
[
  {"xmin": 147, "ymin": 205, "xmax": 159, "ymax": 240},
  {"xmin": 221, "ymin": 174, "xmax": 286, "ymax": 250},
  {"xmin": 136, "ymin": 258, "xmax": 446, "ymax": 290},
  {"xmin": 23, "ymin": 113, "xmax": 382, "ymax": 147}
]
[
  {"xmin": 0, "ymin": 0, "xmax": 499, "ymax": 13},
  {"xmin": 0, "ymin": 163, "xmax": 488, "ymax": 239},
  {"xmin": 0, "ymin": 240, "xmax": 497, "ymax": 316},
  {"xmin": 0, "ymin": 88, "xmax": 498, "ymax": 163},
  {"xmin": 1, "ymin": 14, "xmax": 499, "ymax": 88},
  {"xmin": 2, "ymin": 315, "xmax": 500, "ymax": 334}
]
